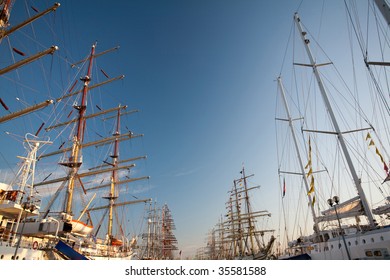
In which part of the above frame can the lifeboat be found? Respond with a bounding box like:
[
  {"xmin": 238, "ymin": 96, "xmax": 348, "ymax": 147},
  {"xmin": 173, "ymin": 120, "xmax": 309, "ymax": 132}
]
[
  {"xmin": 110, "ymin": 237, "xmax": 123, "ymax": 246},
  {"xmin": 71, "ymin": 220, "xmax": 93, "ymax": 236}
]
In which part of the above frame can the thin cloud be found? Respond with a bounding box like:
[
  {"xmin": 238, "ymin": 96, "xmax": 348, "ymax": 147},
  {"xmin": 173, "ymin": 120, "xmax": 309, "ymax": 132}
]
[{"xmin": 174, "ymin": 167, "xmax": 203, "ymax": 177}]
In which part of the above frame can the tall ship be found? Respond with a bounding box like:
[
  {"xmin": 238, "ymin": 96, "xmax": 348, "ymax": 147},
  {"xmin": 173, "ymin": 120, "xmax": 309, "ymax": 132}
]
[
  {"xmin": 0, "ymin": 1, "xmax": 151, "ymax": 260},
  {"xmin": 139, "ymin": 202, "xmax": 179, "ymax": 260},
  {"xmin": 198, "ymin": 167, "xmax": 275, "ymax": 260},
  {"xmin": 275, "ymin": 1, "xmax": 390, "ymax": 260}
]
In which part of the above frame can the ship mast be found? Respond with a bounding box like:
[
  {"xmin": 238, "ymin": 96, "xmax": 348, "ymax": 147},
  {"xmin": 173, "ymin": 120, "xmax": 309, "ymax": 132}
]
[
  {"xmin": 276, "ymin": 76, "xmax": 320, "ymax": 234},
  {"xmin": 294, "ymin": 13, "xmax": 376, "ymax": 228},
  {"xmin": 226, "ymin": 195, "xmax": 236, "ymax": 257},
  {"xmin": 241, "ymin": 167, "xmax": 256, "ymax": 255},
  {"xmin": 232, "ymin": 179, "xmax": 244, "ymax": 256},
  {"xmin": 62, "ymin": 43, "xmax": 95, "ymax": 217},
  {"xmin": 106, "ymin": 106, "xmax": 121, "ymax": 243},
  {"xmin": 12, "ymin": 135, "xmax": 51, "ymax": 229}
]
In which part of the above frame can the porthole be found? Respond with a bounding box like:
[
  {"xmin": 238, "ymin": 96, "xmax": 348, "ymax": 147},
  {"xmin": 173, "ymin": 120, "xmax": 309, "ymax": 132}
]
[
  {"xmin": 365, "ymin": 250, "xmax": 373, "ymax": 257},
  {"xmin": 374, "ymin": 250, "xmax": 382, "ymax": 257},
  {"xmin": 371, "ymin": 238, "xmax": 375, "ymax": 243},
  {"xmin": 348, "ymin": 241, "xmax": 351, "ymax": 246},
  {"xmin": 380, "ymin": 236, "xmax": 384, "ymax": 241},
  {"xmin": 362, "ymin": 239, "xmax": 366, "ymax": 244}
]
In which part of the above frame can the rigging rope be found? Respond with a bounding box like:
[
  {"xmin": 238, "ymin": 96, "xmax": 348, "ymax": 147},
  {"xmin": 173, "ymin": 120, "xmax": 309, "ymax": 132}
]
[{"xmin": 344, "ymin": 0, "xmax": 390, "ymax": 117}]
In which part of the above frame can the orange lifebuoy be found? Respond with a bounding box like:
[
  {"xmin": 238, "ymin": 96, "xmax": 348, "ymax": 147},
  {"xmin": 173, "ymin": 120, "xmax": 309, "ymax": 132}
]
[{"xmin": 32, "ymin": 241, "xmax": 38, "ymax": 250}]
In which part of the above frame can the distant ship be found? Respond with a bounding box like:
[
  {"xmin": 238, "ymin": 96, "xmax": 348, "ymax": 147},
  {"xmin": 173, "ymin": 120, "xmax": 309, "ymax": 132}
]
[
  {"xmin": 198, "ymin": 167, "xmax": 275, "ymax": 260},
  {"xmin": 139, "ymin": 202, "xmax": 179, "ymax": 260}
]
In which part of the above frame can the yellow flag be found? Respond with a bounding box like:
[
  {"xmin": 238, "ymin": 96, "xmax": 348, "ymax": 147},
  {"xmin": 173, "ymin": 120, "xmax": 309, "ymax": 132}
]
[
  {"xmin": 305, "ymin": 159, "xmax": 311, "ymax": 170},
  {"xmin": 369, "ymin": 140, "xmax": 375, "ymax": 146},
  {"xmin": 366, "ymin": 132, "xmax": 371, "ymax": 141},
  {"xmin": 307, "ymin": 167, "xmax": 313, "ymax": 178},
  {"xmin": 307, "ymin": 177, "xmax": 315, "ymax": 194},
  {"xmin": 308, "ymin": 195, "xmax": 316, "ymax": 206},
  {"xmin": 376, "ymin": 147, "xmax": 384, "ymax": 162}
]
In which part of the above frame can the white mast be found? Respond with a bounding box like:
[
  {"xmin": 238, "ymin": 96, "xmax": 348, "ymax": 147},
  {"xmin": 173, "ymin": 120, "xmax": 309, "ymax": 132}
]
[
  {"xmin": 293, "ymin": 13, "xmax": 376, "ymax": 229},
  {"xmin": 276, "ymin": 76, "xmax": 320, "ymax": 234},
  {"xmin": 12, "ymin": 134, "xmax": 52, "ymax": 244}
]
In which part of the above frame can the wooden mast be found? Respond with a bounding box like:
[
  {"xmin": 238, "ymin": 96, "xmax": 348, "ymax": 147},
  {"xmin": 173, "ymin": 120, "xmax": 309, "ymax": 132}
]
[
  {"xmin": 227, "ymin": 195, "xmax": 236, "ymax": 257},
  {"xmin": 232, "ymin": 179, "xmax": 243, "ymax": 256},
  {"xmin": 240, "ymin": 167, "xmax": 255, "ymax": 256},
  {"xmin": 107, "ymin": 106, "xmax": 121, "ymax": 243},
  {"xmin": 63, "ymin": 43, "xmax": 96, "ymax": 217}
]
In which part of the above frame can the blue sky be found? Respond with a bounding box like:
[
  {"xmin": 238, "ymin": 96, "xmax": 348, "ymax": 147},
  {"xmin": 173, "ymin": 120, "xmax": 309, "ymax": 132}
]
[{"xmin": 1, "ymin": 0, "xmax": 380, "ymax": 258}]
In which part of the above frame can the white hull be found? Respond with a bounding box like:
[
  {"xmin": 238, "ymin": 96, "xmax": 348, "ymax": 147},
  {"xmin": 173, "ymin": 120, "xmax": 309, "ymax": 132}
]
[
  {"xmin": 310, "ymin": 227, "xmax": 390, "ymax": 260},
  {"xmin": 0, "ymin": 239, "xmax": 137, "ymax": 260},
  {"xmin": 0, "ymin": 242, "xmax": 48, "ymax": 260},
  {"xmin": 284, "ymin": 227, "xmax": 390, "ymax": 260}
]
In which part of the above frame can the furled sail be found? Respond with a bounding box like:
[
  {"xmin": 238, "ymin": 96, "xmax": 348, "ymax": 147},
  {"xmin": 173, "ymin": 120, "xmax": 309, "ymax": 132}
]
[{"xmin": 315, "ymin": 196, "xmax": 364, "ymax": 223}]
